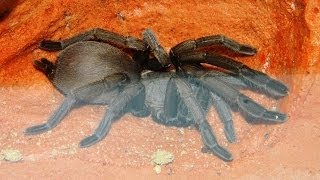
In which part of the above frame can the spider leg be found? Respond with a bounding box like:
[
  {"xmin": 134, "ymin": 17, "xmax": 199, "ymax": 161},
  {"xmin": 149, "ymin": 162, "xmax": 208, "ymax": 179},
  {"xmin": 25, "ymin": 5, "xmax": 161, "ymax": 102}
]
[
  {"xmin": 198, "ymin": 74, "xmax": 287, "ymax": 123},
  {"xmin": 141, "ymin": 71, "xmax": 183, "ymax": 126},
  {"xmin": 142, "ymin": 29, "xmax": 171, "ymax": 68},
  {"xmin": 184, "ymin": 67, "xmax": 248, "ymax": 89},
  {"xmin": 181, "ymin": 65, "xmax": 236, "ymax": 142},
  {"xmin": 171, "ymin": 35, "xmax": 257, "ymax": 56},
  {"xmin": 129, "ymin": 89, "xmax": 150, "ymax": 117},
  {"xmin": 25, "ymin": 97, "xmax": 77, "ymax": 135},
  {"xmin": 79, "ymin": 82, "xmax": 145, "ymax": 147},
  {"xmin": 172, "ymin": 77, "xmax": 233, "ymax": 161},
  {"xmin": 40, "ymin": 28, "xmax": 147, "ymax": 52},
  {"xmin": 210, "ymin": 92, "xmax": 236, "ymax": 143},
  {"xmin": 204, "ymin": 71, "xmax": 248, "ymax": 89},
  {"xmin": 163, "ymin": 75, "xmax": 180, "ymax": 119},
  {"xmin": 177, "ymin": 51, "xmax": 289, "ymax": 98},
  {"xmin": 72, "ymin": 73, "xmax": 130, "ymax": 102},
  {"xmin": 25, "ymin": 73, "xmax": 130, "ymax": 135},
  {"xmin": 181, "ymin": 64, "xmax": 238, "ymax": 143},
  {"xmin": 33, "ymin": 58, "xmax": 56, "ymax": 81}
]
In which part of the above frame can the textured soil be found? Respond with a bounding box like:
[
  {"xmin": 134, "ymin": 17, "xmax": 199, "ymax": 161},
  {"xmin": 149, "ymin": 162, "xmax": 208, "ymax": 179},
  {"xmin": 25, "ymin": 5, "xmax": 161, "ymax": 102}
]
[{"xmin": 0, "ymin": 0, "xmax": 320, "ymax": 179}]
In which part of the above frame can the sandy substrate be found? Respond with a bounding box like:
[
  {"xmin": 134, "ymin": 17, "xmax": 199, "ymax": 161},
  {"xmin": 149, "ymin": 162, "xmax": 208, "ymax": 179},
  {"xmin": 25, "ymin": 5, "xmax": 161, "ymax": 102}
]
[{"xmin": 0, "ymin": 75, "xmax": 319, "ymax": 179}]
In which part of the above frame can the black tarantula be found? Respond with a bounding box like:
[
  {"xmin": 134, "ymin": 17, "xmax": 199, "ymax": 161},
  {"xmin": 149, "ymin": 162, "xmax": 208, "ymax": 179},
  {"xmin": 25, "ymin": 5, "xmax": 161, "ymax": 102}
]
[{"xmin": 26, "ymin": 28, "xmax": 288, "ymax": 161}]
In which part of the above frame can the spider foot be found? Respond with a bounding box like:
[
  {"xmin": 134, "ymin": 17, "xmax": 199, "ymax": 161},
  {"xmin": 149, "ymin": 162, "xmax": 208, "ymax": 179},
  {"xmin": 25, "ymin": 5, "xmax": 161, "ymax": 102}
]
[
  {"xmin": 25, "ymin": 123, "xmax": 51, "ymax": 135},
  {"xmin": 199, "ymin": 122, "xmax": 233, "ymax": 161},
  {"xmin": 240, "ymin": 66, "xmax": 289, "ymax": 98},
  {"xmin": 40, "ymin": 40, "xmax": 63, "ymax": 51},
  {"xmin": 33, "ymin": 58, "xmax": 56, "ymax": 80},
  {"xmin": 237, "ymin": 44, "xmax": 257, "ymax": 55},
  {"xmin": 224, "ymin": 121, "xmax": 236, "ymax": 143},
  {"xmin": 265, "ymin": 78, "xmax": 289, "ymax": 98},
  {"xmin": 33, "ymin": 58, "xmax": 53, "ymax": 68},
  {"xmin": 243, "ymin": 110, "xmax": 287, "ymax": 124},
  {"xmin": 201, "ymin": 145, "xmax": 233, "ymax": 161},
  {"xmin": 261, "ymin": 111, "xmax": 287, "ymax": 122},
  {"xmin": 238, "ymin": 94, "xmax": 287, "ymax": 123},
  {"xmin": 79, "ymin": 134, "xmax": 101, "ymax": 148},
  {"xmin": 130, "ymin": 107, "xmax": 150, "ymax": 117}
]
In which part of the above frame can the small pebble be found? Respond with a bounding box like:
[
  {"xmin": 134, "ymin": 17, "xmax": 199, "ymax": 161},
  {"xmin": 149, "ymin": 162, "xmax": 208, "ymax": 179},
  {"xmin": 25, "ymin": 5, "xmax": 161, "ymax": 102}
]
[
  {"xmin": 153, "ymin": 165, "xmax": 161, "ymax": 174},
  {"xmin": 151, "ymin": 150, "xmax": 174, "ymax": 165},
  {"xmin": 0, "ymin": 149, "xmax": 22, "ymax": 162}
]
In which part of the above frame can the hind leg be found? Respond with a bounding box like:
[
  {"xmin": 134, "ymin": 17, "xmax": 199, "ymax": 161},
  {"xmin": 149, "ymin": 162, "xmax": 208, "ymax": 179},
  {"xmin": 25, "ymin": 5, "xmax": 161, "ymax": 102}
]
[
  {"xmin": 25, "ymin": 97, "xmax": 77, "ymax": 134},
  {"xmin": 33, "ymin": 58, "xmax": 56, "ymax": 80},
  {"xmin": 39, "ymin": 28, "xmax": 147, "ymax": 52},
  {"xmin": 79, "ymin": 82, "xmax": 146, "ymax": 147}
]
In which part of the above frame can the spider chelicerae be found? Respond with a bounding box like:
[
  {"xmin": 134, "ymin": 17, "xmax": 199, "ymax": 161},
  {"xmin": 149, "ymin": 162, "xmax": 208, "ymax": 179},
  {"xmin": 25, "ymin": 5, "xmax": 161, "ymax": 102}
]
[{"xmin": 25, "ymin": 28, "xmax": 288, "ymax": 161}]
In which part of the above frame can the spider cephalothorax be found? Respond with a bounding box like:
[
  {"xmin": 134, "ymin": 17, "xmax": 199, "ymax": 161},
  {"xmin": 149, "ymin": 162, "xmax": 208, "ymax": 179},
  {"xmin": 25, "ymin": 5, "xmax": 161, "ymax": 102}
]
[{"xmin": 26, "ymin": 28, "xmax": 288, "ymax": 161}]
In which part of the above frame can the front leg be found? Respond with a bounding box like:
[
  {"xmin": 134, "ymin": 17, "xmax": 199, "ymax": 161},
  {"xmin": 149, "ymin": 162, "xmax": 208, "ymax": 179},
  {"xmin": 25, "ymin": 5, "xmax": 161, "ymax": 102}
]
[
  {"xmin": 40, "ymin": 28, "xmax": 147, "ymax": 51},
  {"xmin": 171, "ymin": 35, "xmax": 257, "ymax": 57},
  {"xmin": 182, "ymin": 65, "xmax": 236, "ymax": 143},
  {"xmin": 181, "ymin": 64, "xmax": 248, "ymax": 89},
  {"xmin": 198, "ymin": 75, "xmax": 287, "ymax": 123},
  {"xmin": 177, "ymin": 51, "xmax": 289, "ymax": 98},
  {"xmin": 173, "ymin": 77, "xmax": 233, "ymax": 161}
]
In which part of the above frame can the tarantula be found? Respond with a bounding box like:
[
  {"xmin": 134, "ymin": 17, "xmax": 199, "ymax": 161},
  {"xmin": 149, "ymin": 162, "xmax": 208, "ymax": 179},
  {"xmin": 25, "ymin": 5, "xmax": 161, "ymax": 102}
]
[{"xmin": 25, "ymin": 28, "xmax": 288, "ymax": 161}]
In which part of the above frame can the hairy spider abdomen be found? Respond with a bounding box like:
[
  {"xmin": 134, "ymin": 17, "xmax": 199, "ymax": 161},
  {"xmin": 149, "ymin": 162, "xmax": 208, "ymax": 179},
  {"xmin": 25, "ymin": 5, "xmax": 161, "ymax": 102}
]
[
  {"xmin": 54, "ymin": 41, "xmax": 139, "ymax": 92},
  {"xmin": 51, "ymin": 41, "xmax": 140, "ymax": 103}
]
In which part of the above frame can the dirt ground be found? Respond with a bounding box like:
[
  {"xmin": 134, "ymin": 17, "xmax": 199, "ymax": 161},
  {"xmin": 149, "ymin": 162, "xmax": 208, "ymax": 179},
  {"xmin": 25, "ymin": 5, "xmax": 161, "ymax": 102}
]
[{"xmin": 0, "ymin": 0, "xmax": 320, "ymax": 179}]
